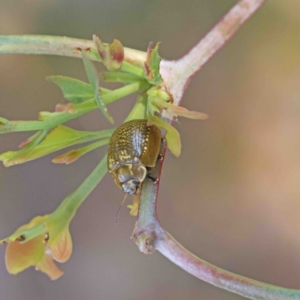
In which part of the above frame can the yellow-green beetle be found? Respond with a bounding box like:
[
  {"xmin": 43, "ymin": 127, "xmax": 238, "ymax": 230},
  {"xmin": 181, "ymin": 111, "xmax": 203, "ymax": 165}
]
[{"xmin": 107, "ymin": 119, "xmax": 161, "ymax": 194}]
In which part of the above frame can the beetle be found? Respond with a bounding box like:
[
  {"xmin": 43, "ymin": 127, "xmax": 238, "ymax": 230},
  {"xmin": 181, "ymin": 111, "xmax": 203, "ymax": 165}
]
[{"xmin": 107, "ymin": 119, "xmax": 162, "ymax": 195}]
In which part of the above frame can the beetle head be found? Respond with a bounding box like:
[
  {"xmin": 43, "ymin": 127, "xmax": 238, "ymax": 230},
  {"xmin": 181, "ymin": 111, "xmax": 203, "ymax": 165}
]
[{"xmin": 113, "ymin": 163, "xmax": 147, "ymax": 195}]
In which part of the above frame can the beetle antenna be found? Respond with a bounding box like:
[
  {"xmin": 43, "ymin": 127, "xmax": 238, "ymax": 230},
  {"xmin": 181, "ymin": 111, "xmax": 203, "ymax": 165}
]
[{"xmin": 115, "ymin": 193, "xmax": 128, "ymax": 223}]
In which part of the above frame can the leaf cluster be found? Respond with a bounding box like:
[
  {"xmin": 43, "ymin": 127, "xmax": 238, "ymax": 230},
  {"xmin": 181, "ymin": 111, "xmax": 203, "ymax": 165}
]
[{"xmin": 0, "ymin": 39, "xmax": 206, "ymax": 279}]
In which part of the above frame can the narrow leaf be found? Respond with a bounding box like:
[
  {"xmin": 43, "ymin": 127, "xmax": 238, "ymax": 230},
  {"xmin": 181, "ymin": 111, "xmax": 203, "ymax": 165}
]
[
  {"xmin": 52, "ymin": 139, "xmax": 110, "ymax": 165},
  {"xmin": 0, "ymin": 129, "xmax": 49, "ymax": 167},
  {"xmin": 47, "ymin": 75, "xmax": 111, "ymax": 104},
  {"xmin": 148, "ymin": 115, "xmax": 181, "ymax": 157},
  {"xmin": 47, "ymin": 76, "xmax": 94, "ymax": 104},
  {"xmin": 144, "ymin": 42, "xmax": 163, "ymax": 85},
  {"xmin": 167, "ymin": 106, "xmax": 208, "ymax": 120},
  {"xmin": 153, "ymin": 97, "xmax": 209, "ymax": 120},
  {"xmin": 0, "ymin": 81, "xmax": 149, "ymax": 135},
  {"xmin": 19, "ymin": 131, "xmax": 41, "ymax": 148},
  {"xmin": 0, "ymin": 126, "xmax": 113, "ymax": 166},
  {"xmin": 82, "ymin": 51, "xmax": 114, "ymax": 124}
]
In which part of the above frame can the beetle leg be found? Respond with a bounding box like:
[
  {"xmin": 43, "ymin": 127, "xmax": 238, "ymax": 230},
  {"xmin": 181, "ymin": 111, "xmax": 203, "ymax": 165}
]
[
  {"xmin": 147, "ymin": 175, "xmax": 159, "ymax": 184},
  {"xmin": 157, "ymin": 153, "xmax": 164, "ymax": 161},
  {"xmin": 157, "ymin": 137, "xmax": 165, "ymax": 161},
  {"xmin": 145, "ymin": 167, "xmax": 159, "ymax": 184}
]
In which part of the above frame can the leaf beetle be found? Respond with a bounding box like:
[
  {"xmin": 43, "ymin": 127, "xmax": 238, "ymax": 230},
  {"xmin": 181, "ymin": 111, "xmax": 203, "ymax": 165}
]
[{"xmin": 107, "ymin": 119, "xmax": 162, "ymax": 195}]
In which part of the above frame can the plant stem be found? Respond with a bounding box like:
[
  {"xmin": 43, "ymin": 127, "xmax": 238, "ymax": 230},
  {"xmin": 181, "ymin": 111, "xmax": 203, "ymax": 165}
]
[
  {"xmin": 101, "ymin": 71, "xmax": 142, "ymax": 83},
  {"xmin": 131, "ymin": 0, "xmax": 300, "ymax": 299},
  {"xmin": 8, "ymin": 155, "xmax": 108, "ymax": 242},
  {"xmin": 53, "ymin": 155, "xmax": 108, "ymax": 218},
  {"xmin": 0, "ymin": 35, "xmax": 147, "ymax": 67},
  {"xmin": 3, "ymin": 1, "xmax": 294, "ymax": 299},
  {"xmin": 121, "ymin": 61, "xmax": 145, "ymax": 77},
  {"xmin": 0, "ymin": 80, "xmax": 150, "ymax": 133},
  {"xmin": 157, "ymin": 231, "xmax": 300, "ymax": 300},
  {"xmin": 133, "ymin": 170, "xmax": 300, "ymax": 300},
  {"xmin": 160, "ymin": 0, "xmax": 267, "ymax": 105},
  {"xmin": 1, "ymin": 93, "xmax": 149, "ymax": 242},
  {"xmin": 104, "ymin": 80, "xmax": 150, "ymax": 104}
]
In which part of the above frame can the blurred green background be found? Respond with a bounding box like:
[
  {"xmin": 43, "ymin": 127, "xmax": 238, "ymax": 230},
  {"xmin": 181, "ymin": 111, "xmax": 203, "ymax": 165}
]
[{"xmin": 1, "ymin": 0, "xmax": 300, "ymax": 299}]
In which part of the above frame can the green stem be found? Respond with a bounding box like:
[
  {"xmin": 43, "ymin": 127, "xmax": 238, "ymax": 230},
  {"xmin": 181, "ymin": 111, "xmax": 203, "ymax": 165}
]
[
  {"xmin": 0, "ymin": 80, "xmax": 151, "ymax": 133},
  {"xmin": 1, "ymin": 101, "xmax": 95, "ymax": 133},
  {"xmin": 53, "ymin": 155, "xmax": 108, "ymax": 218},
  {"xmin": 55, "ymin": 99, "xmax": 148, "ymax": 217},
  {"xmin": 2, "ymin": 90, "xmax": 148, "ymax": 242},
  {"xmin": 0, "ymin": 35, "xmax": 147, "ymax": 67},
  {"xmin": 125, "ymin": 95, "xmax": 148, "ymax": 121},
  {"xmin": 105, "ymin": 80, "xmax": 150, "ymax": 104},
  {"xmin": 121, "ymin": 61, "xmax": 145, "ymax": 77},
  {"xmin": 11, "ymin": 155, "xmax": 108, "ymax": 241},
  {"xmin": 16, "ymin": 224, "xmax": 45, "ymax": 242},
  {"xmin": 101, "ymin": 71, "xmax": 143, "ymax": 83}
]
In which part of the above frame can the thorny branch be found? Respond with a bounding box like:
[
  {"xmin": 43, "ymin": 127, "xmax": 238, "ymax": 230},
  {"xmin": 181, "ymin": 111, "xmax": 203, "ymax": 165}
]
[{"xmin": 132, "ymin": 0, "xmax": 300, "ymax": 299}]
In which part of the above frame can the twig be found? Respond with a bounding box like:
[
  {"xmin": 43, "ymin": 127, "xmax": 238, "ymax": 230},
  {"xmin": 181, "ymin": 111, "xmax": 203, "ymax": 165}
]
[
  {"xmin": 132, "ymin": 0, "xmax": 300, "ymax": 299},
  {"xmin": 160, "ymin": 0, "xmax": 267, "ymax": 105},
  {"xmin": 0, "ymin": 35, "xmax": 146, "ymax": 67}
]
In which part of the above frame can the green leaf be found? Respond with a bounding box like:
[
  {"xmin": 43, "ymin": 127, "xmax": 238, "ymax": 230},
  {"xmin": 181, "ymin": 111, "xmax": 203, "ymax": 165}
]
[
  {"xmin": 0, "ymin": 129, "xmax": 49, "ymax": 167},
  {"xmin": 0, "ymin": 81, "xmax": 150, "ymax": 134},
  {"xmin": 47, "ymin": 76, "xmax": 94, "ymax": 104},
  {"xmin": 151, "ymin": 96, "xmax": 209, "ymax": 120},
  {"xmin": 0, "ymin": 126, "xmax": 113, "ymax": 166},
  {"xmin": 144, "ymin": 43, "xmax": 163, "ymax": 85},
  {"xmin": 148, "ymin": 115, "xmax": 181, "ymax": 157},
  {"xmin": 52, "ymin": 139, "xmax": 110, "ymax": 165},
  {"xmin": 47, "ymin": 76, "xmax": 111, "ymax": 104},
  {"xmin": 82, "ymin": 51, "xmax": 114, "ymax": 124}
]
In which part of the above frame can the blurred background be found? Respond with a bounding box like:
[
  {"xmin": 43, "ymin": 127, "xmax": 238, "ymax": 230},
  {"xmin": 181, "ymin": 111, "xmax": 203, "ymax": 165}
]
[{"xmin": 1, "ymin": 0, "xmax": 300, "ymax": 299}]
